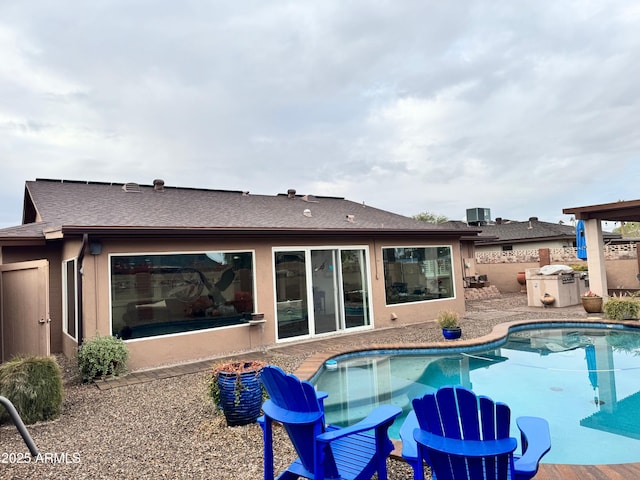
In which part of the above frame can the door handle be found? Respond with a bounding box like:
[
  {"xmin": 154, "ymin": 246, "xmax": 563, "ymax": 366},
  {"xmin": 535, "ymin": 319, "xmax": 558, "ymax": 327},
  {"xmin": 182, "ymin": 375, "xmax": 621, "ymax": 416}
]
[{"xmin": 39, "ymin": 317, "xmax": 51, "ymax": 324}]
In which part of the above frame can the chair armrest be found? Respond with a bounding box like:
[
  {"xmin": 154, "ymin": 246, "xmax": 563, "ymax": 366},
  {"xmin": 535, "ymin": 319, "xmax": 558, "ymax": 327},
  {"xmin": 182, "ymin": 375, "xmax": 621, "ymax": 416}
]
[
  {"xmin": 514, "ymin": 416, "xmax": 551, "ymax": 479},
  {"xmin": 316, "ymin": 391, "xmax": 329, "ymax": 401},
  {"xmin": 316, "ymin": 390, "xmax": 328, "ymax": 412},
  {"xmin": 414, "ymin": 430, "xmax": 517, "ymax": 458},
  {"xmin": 399, "ymin": 410, "xmax": 419, "ymax": 462},
  {"xmin": 316, "ymin": 405, "xmax": 402, "ymax": 443},
  {"xmin": 262, "ymin": 399, "xmax": 324, "ymax": 425}
]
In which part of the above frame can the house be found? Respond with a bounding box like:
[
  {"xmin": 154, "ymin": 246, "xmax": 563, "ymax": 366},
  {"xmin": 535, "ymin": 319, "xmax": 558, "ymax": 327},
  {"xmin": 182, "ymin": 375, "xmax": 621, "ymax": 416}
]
[
  {"xmin": 474, "ymin": 216, "xmax": 621, "ymax": 253},
  {"xmin": 0, "ymin": 179, "xmax": 481, "ymax": 370}
]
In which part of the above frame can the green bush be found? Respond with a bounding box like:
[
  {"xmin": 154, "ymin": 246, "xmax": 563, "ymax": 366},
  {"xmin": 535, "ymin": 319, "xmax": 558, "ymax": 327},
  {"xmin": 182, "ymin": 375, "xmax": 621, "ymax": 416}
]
[
  {"xmin": 78, "ymin": 334, "xmax": 129, "ymax": 382},
  {"xmin": 603, "ymin": 298, "xmax": 640, "ymax": 320},
  {"xmin": 0, "ymin": 356, "xmax": 63, "ymax": 425}
]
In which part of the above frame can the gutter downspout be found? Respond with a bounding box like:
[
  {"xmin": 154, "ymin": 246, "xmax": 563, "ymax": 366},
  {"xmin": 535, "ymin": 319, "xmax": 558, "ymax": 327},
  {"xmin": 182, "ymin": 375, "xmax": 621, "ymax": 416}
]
[{"xmin": 77, "ymin": 234, "xmax": 88, "ymax": 347}]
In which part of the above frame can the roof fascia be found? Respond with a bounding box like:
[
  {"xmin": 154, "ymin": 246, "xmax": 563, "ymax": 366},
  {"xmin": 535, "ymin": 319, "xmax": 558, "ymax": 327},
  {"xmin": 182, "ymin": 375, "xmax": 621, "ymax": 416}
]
[
  {"xmin": 59, "ymin": 225, "xmax": 480, "ymax": 240},
  {"xmin": 563, "ymin": 199, "xmax": 640, "ymax": 221},
  {"xmin": 475, "ymin": 234, "xmax": 575, "ymax": 245},
  {"xmin": 0, "ymin": 238, "xmax": 47, "ymax": 247},
  {"xmin": 44, "ymin": 229, "xmax": 64, "ymax": 240}
]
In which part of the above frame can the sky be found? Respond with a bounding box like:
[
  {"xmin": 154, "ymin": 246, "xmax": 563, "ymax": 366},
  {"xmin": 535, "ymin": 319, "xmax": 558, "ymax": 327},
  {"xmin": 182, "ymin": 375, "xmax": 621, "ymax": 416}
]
[{"xmin": 1, "ymin": 1, "xmax": 639, "ymax": 229}]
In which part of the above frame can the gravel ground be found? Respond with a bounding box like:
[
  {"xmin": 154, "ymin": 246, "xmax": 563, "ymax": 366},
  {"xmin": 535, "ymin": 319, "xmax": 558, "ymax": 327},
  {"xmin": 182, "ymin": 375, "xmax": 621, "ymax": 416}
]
[{"xmin": 1, "ymin": 293, "xmax": 588, "ymax": 480}]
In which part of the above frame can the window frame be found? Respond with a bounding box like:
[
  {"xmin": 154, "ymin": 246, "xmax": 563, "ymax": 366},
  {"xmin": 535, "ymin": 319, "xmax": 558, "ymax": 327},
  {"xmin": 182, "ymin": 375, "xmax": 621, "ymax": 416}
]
[
  {"xmin": 62, "ymin": 258, "xmax": 78, "ymax": 341},
  {"xmin": 108, "ymin": 249, "xmax": 256, "ymax": 341},
  {"xmin": 382, "ymin": 245, "xmax": 455, "ymax": 306}
]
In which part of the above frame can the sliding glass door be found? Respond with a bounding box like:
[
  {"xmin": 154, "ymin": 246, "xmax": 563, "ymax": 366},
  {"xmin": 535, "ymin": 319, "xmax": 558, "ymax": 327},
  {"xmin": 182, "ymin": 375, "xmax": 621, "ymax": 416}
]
[{"xmin": 274, "ymin": 247, "xmax": 370, "ymax": 341}]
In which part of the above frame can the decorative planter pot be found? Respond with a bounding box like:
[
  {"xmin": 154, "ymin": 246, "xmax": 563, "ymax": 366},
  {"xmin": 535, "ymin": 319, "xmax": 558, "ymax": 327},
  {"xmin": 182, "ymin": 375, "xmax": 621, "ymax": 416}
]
[
  {"xmin": 516, "ymin": 272, "xmax": 527, "ymax": 293},
  {"xmin": 581, "ymin": 296, "xmax": 603, "ymax": 314},
  {"xmin": 540, "ymin": 294, "xmax": 555, "ymax": 306},
  {"xmin": 216, "ymin": 363, "xmax": 265, "ymax": 426},
  {"xmin": 442, "ymin": 327, "xmax": 462, "ymax": 340}
]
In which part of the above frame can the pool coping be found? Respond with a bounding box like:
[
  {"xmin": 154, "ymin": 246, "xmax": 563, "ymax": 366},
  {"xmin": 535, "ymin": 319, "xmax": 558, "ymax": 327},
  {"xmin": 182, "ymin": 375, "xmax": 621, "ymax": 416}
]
[{"xmin": 293, "ymin": 316, "xmax": 640, "ymax": 380}]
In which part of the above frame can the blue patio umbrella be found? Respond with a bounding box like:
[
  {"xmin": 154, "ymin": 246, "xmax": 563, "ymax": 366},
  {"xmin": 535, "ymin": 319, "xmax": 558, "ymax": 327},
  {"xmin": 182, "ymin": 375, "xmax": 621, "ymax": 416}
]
[{"xmin": 576, "ymin": 220, "xmax": 587, "ymax": 260}]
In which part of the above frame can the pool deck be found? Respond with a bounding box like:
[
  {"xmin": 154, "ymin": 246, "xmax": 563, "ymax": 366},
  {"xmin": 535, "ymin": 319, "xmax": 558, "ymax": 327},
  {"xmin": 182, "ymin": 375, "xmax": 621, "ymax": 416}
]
[{"xmin": 94, "ymin": 297, "xmax": 640, "ymax": 479}]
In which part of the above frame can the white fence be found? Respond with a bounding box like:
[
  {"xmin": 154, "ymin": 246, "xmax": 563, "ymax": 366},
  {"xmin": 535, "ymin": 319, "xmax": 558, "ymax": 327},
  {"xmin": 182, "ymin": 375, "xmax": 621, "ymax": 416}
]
[{"xmin": 476, "ymin": 244, "xmax": 638, "ymax": 264}]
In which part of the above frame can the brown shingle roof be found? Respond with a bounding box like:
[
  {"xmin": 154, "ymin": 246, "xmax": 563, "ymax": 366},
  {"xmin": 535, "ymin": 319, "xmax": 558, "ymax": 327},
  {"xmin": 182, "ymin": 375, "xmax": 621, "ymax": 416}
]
[
  {"xmin": 0, "ymin": 179, "xmax": 481, "ymax": 240},
  {"xmin": 475, "ymin": 218, "xmax": 620, "ymax": 244}
]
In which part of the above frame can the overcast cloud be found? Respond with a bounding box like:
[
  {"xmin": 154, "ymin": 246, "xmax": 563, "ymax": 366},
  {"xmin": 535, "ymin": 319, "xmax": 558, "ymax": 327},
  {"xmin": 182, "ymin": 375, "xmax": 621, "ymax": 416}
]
[{"xmin": 1, "ymin": 1, "xmax": 639, "ymax": 228}]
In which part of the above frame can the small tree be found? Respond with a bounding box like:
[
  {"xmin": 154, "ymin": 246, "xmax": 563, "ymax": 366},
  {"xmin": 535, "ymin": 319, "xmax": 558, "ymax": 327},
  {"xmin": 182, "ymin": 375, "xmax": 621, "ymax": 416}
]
[
  {"xmin": 613, "ymin": 221, "xmax": 640, "ymax": 238},
  {"xmin": 412, "ymin": 211, "xmax": 449, "ymax": 224}
]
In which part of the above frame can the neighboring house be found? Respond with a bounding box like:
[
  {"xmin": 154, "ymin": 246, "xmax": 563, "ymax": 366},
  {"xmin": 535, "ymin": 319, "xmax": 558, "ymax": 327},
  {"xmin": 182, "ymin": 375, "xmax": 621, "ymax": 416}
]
[
  {"xmin": 474, "ymin": 216, "xmax": 621, "ymax": 253},
  {"xmin": 0, "ymin": 179, "xmax": 480, "ymax": 370}
]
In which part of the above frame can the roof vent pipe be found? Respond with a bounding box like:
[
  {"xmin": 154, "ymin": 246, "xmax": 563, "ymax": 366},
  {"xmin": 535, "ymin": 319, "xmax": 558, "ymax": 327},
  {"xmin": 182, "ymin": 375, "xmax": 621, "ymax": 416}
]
[
  {"xmin": 529, "ymin": 217, "xmax": 538, "ymax": 222},
  {"xmin": 287, "ymin": 189, "xmax": 296, "ymax": 199},
  {"xmin": 153, "ymin": 179, "xmax": 165, "ymax": 192}
]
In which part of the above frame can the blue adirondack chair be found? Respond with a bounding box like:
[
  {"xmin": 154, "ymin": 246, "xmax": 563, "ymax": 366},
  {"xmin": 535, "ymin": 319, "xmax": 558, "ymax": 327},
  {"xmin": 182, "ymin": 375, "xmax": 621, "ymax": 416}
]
[
  {"xmin": 259, "ymin": 365, "xmax": 402, "ymax": 480},
  {"xmin": 400, "ymin": 386, "xmax": 551, "ymax": 480}
]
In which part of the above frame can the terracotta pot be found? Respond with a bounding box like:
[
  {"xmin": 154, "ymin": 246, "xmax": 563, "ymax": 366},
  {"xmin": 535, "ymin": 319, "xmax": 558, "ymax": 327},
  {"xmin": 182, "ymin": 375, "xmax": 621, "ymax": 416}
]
[
  {"xmin": 540, "ymin": 294, "xmax": 555, "ymax": 306},
  {"xmin": 516, "ymin": 272, "xmax": 527, "ymax": 293},
  {"xmin": 581, "ymin": 296, "xmax": 603, "ymax": 313}
]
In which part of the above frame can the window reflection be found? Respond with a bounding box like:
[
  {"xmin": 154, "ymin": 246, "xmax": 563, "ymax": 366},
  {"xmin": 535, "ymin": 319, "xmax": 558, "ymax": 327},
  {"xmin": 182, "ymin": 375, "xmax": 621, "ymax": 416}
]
[
  {"xmin": 382, "ymin": 246, "xmax": 453, "ymax": 304},
  {"xmin": 110, "ymin": 252, "xmax": 254, "ymax": 339}
]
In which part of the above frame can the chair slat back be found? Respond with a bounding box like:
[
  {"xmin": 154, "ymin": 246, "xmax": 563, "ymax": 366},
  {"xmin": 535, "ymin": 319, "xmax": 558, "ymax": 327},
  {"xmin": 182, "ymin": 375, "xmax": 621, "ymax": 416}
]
[
  {"xmin": 412, "ymin": 386, "xmax": 515, "ymax": 480},
  {"xmin": 260, "ymin": 366, "xmax": 339, "ymax": 478}
]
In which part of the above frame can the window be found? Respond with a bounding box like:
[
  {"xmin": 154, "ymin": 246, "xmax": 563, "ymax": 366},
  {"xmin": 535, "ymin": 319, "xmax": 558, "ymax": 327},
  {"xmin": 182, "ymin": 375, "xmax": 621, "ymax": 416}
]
[
  {"xmin": 382, "ymin": 246, "xmax": 454, "ymax": 305},
  {"xmin": 110, "ymin": 251, "xmax": 254, "ymax": 340},
  {"xmin": 502, "ymin": 245, "xmax": 513, "ymax": 251},
  {"xmin": 62, "ymin": 259, "xmax": 78, "ymax": 340}
]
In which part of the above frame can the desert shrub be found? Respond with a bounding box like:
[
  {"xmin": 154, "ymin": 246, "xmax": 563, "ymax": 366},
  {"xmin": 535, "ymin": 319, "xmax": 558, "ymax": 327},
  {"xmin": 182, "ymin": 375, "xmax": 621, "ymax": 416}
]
[
  {"xmin": 436, "ymin": 310, "xmax": 460, "ymax": 329},
  {"xmin": 0, "ymin": 355, "xmax": 63, "ymax": 425},
  {"xmin": 603, "ymin": 297, "xmax": 640, "ymax": 320},
  {"xmin": 78, "ymin": 334, "xmax": 128, "ymax": 382}
]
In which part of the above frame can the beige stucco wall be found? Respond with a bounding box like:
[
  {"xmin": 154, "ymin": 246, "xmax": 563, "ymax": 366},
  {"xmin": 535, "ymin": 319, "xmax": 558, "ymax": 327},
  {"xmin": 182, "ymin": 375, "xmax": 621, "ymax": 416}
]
[
  {"xmin": 606, "ymin": 259, "xmax": 640, "ymax": 290},
  {"xmin": 78, "ymin": 235, "xmax": 465, "ymax": 370},
  {"xmin": 477, "ymin": 262, "xmax": 540, "ymax": 293},
  {"xmin": 477, "ymin": 259, "xmax": 639, "ymax": 295}
]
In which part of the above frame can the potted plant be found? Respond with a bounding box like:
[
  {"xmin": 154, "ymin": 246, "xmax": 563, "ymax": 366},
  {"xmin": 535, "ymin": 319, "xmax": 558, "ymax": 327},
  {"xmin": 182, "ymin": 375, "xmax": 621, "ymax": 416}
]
[
  {"xmin": 208, "ymin": 360, "xmax": 267, "ymax": 426},
  {"xmin": 581, "ymin": 290, "xmax": 603, "ymax": 314},
  {"xmin": 437, "ymin": 310, "xmax": 461, "ymax": 340}
]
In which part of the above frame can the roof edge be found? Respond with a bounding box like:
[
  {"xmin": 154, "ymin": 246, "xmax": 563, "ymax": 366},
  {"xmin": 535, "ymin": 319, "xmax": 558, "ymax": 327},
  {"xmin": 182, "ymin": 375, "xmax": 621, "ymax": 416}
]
[{"xmin": 59, "ymin": 225, "xmax": 480, "ymax": 239}]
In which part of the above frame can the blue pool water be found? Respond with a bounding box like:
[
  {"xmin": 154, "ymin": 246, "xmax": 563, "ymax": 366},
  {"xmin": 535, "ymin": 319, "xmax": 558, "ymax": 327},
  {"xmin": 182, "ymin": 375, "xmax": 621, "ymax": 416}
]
[{"xmin": 312, "ymin": 324, "xmax": 640, "ymax": 465}]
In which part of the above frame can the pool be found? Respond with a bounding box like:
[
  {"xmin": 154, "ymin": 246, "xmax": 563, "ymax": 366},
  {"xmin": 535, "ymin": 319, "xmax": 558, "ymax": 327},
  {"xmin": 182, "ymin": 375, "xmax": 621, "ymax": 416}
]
[{"xmin": 311, "ymin": 323, "xmax": 640, "ymax": 465}]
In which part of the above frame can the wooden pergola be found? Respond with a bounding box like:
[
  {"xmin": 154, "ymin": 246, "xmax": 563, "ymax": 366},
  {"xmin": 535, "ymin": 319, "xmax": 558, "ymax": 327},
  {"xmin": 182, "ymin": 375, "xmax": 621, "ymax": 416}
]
[{"xmin": 563, "ymin": 199, "xmax": 640, "ymax": 297}]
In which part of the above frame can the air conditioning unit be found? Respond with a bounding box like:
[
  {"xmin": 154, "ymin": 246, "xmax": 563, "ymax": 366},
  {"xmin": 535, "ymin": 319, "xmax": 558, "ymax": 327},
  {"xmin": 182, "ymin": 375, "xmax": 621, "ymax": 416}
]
[{"xmin": 466, "ymin": 208, "xmax": 491, "ymax": 225}]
